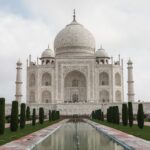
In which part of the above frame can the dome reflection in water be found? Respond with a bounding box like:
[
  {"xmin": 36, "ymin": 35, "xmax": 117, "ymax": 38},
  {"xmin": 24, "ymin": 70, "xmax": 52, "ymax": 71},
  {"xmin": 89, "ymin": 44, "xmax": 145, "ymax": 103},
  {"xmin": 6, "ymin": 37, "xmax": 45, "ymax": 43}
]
[{"xmin": 34, "ymin": 121, "xmax": 124, "ymax": 150}]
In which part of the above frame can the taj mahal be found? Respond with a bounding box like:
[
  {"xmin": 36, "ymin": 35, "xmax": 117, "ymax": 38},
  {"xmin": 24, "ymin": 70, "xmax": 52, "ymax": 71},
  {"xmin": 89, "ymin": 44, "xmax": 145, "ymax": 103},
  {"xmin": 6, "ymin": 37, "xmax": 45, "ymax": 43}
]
[{"xmin": 12, "ymin": 12, "xmax": 150, "ymax": 116}]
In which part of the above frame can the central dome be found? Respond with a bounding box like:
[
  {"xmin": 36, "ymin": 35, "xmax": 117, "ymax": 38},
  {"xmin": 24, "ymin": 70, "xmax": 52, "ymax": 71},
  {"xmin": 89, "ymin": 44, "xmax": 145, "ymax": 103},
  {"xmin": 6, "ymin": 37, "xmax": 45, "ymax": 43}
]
[{"xmin": 54, "ymin": 18, "xmax": 95, "ymax": 57}]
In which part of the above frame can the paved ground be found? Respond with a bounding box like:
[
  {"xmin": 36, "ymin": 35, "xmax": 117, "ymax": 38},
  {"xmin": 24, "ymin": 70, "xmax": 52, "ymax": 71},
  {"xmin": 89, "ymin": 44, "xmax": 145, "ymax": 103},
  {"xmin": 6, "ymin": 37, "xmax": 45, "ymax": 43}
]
[
  {"xmin": 85, "ymin": 119, "xmax": 150, "ymax": 150},
  {"xmin": 0, "ymin": 120, "xmax": 67, "ymax": 150}
]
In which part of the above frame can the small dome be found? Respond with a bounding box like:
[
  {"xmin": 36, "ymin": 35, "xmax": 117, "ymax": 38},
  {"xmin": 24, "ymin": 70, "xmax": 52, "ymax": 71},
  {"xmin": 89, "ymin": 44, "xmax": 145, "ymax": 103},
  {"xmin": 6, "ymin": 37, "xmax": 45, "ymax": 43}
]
[
  {"xmin": 95, "ymin": 46, "xmax": 109, "ymax": 58},
  {"xmin": 127, "ymin": 58, "xmax": 133, "ymax": 64},
  {"xmin": 54, "ymin": 18, "xmax": 95, "ymax": 56},
  {"xmin": 41, "ymin": 47, "xmax": 54, "ymax": 58},
  {"xmin": 17, "ymin": 59, "xmax": 22, "ymax": 65}
]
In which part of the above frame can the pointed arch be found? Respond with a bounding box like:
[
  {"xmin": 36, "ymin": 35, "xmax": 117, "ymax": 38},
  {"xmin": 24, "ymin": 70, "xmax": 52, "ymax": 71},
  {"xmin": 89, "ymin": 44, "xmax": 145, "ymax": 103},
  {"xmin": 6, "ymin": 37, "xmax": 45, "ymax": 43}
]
[
  {"xmin": 115, "ymin": 72, "xmax": 121, "ymax": 86},
  {"xmin": 115, "ymin": 90, "xmax": 121, "ymax": 102},
  {"xmin": 29, "ymin": 91, "xmax": 35, "ymax": 103},
  {"xmin": 42, "ymin": 91, "xmax": 51, "ymax": 103},
  {"xmin": 99, "ymin": 90, "xmax": 109, "ymax": 103},
  {"xmin": 42, "ymin": 72, "xmax": 51, "ymax": 86},
  {"xmin": 99, "ymin": 72, "xmax": 109, "ymax": 85},
  {"xmin": 29, "ymin": 73, "xmax": 35, "ymax": 87}
]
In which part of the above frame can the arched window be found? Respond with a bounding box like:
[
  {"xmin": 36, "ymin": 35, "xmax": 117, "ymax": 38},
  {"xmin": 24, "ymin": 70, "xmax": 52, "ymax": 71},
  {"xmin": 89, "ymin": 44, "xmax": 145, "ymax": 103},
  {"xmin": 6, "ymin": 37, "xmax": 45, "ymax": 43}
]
[
  {"xmin": 99, "ymin": 90, "xmax": 109, "ymax": 103},
  {"xmin": 42, "ymin": 73, "xmax": 51, "ymax": 86},
  {"xmin": 29, "ymin": 91, "xmax": 35, "ymax": 103},
  {"xmin": 46, "ymin": 60, "xmax": 50, "ymax": 64},
  {"xmin": 72, "ymin": 79, "xmax": 78, "ymax": 87},
  {"xmin": 115, "ymin": 90, "xmax": 121, "ymax": 102},
  {"xmin": 42, "ymin": 91, "xmax": 51, "ymax": 103},
  {"xmin": 99, "ymin": 72, "xmax": 109, "ymax": 85},
  {"xmin": 29, "ymin": 74, "xmax": 35, "ymax": 87},
  {"xmin": 72, "ymin": 94, "xmax": 78, "ymax": 103},
  {"xmin": 115, "ymin": 73, "xmax": 121, "ymax": 86}
]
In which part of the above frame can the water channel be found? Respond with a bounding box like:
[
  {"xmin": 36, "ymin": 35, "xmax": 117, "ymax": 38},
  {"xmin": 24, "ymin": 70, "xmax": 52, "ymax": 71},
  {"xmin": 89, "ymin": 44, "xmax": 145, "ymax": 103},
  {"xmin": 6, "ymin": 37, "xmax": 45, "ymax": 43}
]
[{"xmin": 33, "ymin": 121, "xmax": 127, "ymax": 150}]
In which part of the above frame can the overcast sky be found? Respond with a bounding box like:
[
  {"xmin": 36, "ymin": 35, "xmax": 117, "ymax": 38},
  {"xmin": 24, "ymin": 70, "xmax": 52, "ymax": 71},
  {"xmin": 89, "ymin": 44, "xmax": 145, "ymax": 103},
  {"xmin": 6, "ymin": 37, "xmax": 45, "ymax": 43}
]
[{"xmin": 0, "ymin": 0, "xmax": 150, "ymax": 103}]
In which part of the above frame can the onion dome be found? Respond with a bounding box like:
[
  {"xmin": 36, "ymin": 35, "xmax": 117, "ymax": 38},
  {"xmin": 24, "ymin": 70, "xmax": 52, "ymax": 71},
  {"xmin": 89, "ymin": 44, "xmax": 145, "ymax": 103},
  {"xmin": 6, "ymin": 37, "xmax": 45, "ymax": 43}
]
[
  {"xmin": 127, "ymin": 58, "xmax": 133, "ymax": 64},
  {"xmin": 17, "ymin": 59, "xmax": 22, "ymax": 65},
  {"xmin": 95, "ymin": 45, "xmax": 109, "ymax": 58},
  {"xmin": 41, "ymin": 46, "xmax": 54, "ymax": 58},
  {"xmin": 54, "ymin": 11, "xmax": 95, "ymax": 56}
]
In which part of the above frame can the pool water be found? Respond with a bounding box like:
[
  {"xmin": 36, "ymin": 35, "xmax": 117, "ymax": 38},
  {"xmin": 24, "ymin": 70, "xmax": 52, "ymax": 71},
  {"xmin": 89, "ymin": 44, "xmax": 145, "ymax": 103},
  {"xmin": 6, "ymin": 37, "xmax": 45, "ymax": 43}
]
[{"xmin": 34, "ymin": 121, "xmax": 125, "ymax": 150}]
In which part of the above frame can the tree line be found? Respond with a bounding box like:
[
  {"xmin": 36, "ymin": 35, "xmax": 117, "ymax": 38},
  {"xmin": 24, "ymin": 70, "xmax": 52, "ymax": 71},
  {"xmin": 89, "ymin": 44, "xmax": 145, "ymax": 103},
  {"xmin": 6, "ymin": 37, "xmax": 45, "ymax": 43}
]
[
  {"xmin": 91, "ymin": 102, "xmax": 144, "ymax": 129},
  {"xmin": 0, "ymin": 98, "xmax": 60, "ymax": 134}
]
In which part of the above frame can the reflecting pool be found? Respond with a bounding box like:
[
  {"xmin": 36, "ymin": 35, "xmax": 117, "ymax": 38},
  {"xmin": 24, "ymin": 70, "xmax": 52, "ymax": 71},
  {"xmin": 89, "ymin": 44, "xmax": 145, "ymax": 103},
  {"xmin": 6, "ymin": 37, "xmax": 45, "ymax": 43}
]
[{"xmin": 33, "ymin": 121, "xmax": 125, "ymax": 150}]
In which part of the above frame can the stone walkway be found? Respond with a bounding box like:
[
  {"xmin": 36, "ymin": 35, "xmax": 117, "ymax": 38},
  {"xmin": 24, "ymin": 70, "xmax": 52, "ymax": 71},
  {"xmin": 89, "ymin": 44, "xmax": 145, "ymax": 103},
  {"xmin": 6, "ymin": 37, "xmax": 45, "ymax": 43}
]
[
  {"xmin": 0, "ymin": 120, "xmax": 67, "ymax": 150},
  {"xmin": 85, "ymin": 119, "xmax": 150, "ymax": 150}
]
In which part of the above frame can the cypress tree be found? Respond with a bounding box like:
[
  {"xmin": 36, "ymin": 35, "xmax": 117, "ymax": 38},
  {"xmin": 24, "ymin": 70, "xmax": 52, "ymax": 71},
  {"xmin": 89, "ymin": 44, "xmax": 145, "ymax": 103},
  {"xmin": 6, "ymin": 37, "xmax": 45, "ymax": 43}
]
[
  {"xmin": 26, "ymin": 106, "xmax": 30, "ymax": 121},
  {"xmin": 110, "ymin": 107, "xmax": 113, "ymax": 123},
  {"xmin": 20, "ymin": 103, "xmax": 26, "ymax": 129},
  {"xmin": 137, "ymin": 103, "xmax": 144, "ymax": 129},
  {"xmin": 106, "ymin": 108, "xmax": 109, "ymax": 122},
  {"xmin": 0, "ymin": 98, "xmax": 5, "ymax": 134},
  {"xmin": 116, "ymin": 106, "xmax": 120, "ymax": 124},
  {"xmin": 39, "ymin": 107, "xmax": 44, "ymax": 124},
  {"xmin": 10, "ymin": 101, "xmax": 18, "ymax": 132},
  {"xmin": 49, "ymin": 110, "xmax": 52, "ymax": 121},
  {"xmin": 32, "ymin": 108, "xmax": 36, "ymax": 126},
  {"xmin": 112, "ymin": 106, "xmax": 116, "ymax": 123},
  {"xmin": 52, "ymin": 110, "xmax": 55, "ymax": 121},
  {"xmin": 122, "ymin": 103, "xmax": 128, "ymax": 126},
  {"xmin": 128, "ymin": 102, "xmax": 133, "ymax": 127},
  {"xmin": 101, "ymin": 111, "xmax": 104, "ymax": 121}
]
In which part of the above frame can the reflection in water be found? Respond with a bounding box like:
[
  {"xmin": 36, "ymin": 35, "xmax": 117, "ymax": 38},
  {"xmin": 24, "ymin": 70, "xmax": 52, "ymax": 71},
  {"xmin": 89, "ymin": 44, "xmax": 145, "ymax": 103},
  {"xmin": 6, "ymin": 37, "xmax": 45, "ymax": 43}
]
[{"xmin": 34, "ymin": 122, "xmax": 125, "ymax": 150}]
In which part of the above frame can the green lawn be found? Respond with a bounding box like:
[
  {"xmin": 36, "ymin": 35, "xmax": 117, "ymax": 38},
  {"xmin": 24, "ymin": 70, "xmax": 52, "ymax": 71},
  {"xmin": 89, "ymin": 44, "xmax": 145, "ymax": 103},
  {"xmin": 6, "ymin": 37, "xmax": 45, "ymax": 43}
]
[
  {"xmin": 93, "ymin": 120, "xmax": 150, "ymax": 141},
  {"xmin": 0, "ymin": 120, "xmax": 60, "ymax": 145}
]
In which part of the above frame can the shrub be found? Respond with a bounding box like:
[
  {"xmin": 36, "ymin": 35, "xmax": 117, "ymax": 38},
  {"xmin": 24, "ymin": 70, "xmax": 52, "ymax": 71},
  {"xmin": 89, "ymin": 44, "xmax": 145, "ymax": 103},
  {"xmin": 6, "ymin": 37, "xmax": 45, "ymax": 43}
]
[
  {"xmin": 32, "ymin": 108, "xmax": 36, "ymax": 126},
  {"xmin": 101, "ymin": 112, "xmax": 104, "ymax": 121},
  {"xmin": 52, "ymin": 110, "xmax": 56, "ymax": 121},
  {"xmin": 137, "ymin": 103, "xmax": 144, "ymax": 129},
  {"xmin": 0, "ymin": 98, "xmax": 5, "ymax": 134},
  {"xmin": 20, "ymin": 103, "xmax": 26, "ymax": 129},
  {"xmin": 116, "ymin": 106, "xmax": 120, "ymax": 124},
  {"xmin": 39, "ymin": 107, "xmax": 44, "ymax": 124},
  {"xmin": 49, "ymin": 110, "xmax": 52, "ymax": 121},
  {"xmin": 10, "ymin": 101, "xmax": 18, "ymax": 132},
  {"xmin": 128, "ymin": 102, "xmax": 133, "ymax": 127},
  {"xmin": 26, "ymin": 106, "xmax": 30, "ymax": 121},
  {"xmin": 122, "ymin": 103, "xmax": 128, "ymax": 126}
]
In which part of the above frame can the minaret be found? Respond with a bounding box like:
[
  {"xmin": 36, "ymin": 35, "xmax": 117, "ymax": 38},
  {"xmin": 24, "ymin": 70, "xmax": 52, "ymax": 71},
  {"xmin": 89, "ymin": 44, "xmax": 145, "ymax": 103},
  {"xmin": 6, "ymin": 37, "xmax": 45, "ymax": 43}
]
[
  {"xmin": 127, "ymin": 58, "xmax": 135, "ymax": 102},
  {"xmin": 15, "ymin": 60, "xmax": 23, "ymax": 104}
]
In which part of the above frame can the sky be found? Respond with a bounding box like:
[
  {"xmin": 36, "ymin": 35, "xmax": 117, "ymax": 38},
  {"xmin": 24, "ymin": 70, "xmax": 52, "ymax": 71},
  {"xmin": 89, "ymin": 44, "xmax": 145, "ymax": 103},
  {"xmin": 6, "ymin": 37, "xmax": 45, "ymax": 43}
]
[{"xmin": 0, "ymin": 0, "xmax": 150, "ymax": 103}]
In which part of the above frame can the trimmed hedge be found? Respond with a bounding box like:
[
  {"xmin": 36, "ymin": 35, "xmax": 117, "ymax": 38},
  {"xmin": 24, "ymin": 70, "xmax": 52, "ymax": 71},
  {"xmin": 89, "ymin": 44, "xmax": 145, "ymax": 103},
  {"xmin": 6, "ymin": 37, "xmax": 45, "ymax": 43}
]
[
  {"xmin": 128, "ymin": 102, "xmax": 133, "ymax": 127},
  {"xmin": 10, "ymin": 101, "xmax": 18, "ymax": 132},
  {"xmin": 122, "ymin": 103, "xmax": 128, "ymax": 126},
  {"xmin": 20, "ymin": 103, "xmax": 26, "ymax": 129},
  {"xmin": 0, "ymin": 98, "xmax": 5, "ymax": 134},
  {"xmin": 39, "ymin": 107, "xmax": 44, "ymax": 124},
  {"xmin": 32, "ymin": 108, "xmax": 36, "ymax": 126},
  {"xmin": 137, "ymin": 103, "xmax": 144, "ymax": 129},
  {"xmin": 49, "ymin": 110, "xmax": 52, "ymax": 121},
  {"xmin": 26, "ymin": 106, "xmax": 30, "ymax": 121}
]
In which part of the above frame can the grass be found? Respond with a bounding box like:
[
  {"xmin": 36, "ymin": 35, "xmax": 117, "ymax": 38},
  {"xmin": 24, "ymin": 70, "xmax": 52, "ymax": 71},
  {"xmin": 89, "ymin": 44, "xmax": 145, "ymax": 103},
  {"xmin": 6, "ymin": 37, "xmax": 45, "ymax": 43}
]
[
  {"xmin": 0, "ymin": 120, "xmax": 60, "ymax": 146},
  {"xmin": 93, "ymin": 119, "xmax": 150, "ymax": 141}
]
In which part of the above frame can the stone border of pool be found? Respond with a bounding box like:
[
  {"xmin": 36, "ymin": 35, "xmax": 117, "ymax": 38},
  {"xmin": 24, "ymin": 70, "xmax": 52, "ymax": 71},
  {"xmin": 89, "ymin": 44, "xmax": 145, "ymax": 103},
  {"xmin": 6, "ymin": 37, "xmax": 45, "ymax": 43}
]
[
  {"xmin": 85, "ymin": 119, "xmax": 150, "ymax": 150},
  {"xmin": 0, "ymin": 119, "xmax": 68, "ymax": 150}
]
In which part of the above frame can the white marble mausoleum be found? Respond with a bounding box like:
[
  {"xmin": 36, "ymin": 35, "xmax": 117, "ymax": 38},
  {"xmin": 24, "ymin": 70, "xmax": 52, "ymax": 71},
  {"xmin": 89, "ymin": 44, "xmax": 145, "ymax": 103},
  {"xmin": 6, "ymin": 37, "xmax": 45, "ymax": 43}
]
[{"xmin": 13, "ymin": 12, "xmax": 139, "ymax": 115}]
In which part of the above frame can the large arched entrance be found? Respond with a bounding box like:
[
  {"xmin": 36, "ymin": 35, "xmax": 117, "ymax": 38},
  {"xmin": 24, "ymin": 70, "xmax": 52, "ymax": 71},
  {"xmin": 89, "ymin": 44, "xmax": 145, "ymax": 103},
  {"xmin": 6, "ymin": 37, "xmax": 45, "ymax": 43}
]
[{"xmin": 64, "ymin": 70, "xmax": 87, "ymax": 103}]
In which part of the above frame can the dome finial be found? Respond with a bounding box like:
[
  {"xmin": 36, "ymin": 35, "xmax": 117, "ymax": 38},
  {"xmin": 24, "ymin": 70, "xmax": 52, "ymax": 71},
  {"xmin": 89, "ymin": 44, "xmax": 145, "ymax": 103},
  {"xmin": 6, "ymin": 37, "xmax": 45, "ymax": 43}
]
[{"xmin": 73, "ymin": 9, "xmax": 76, "ymax": 21}]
